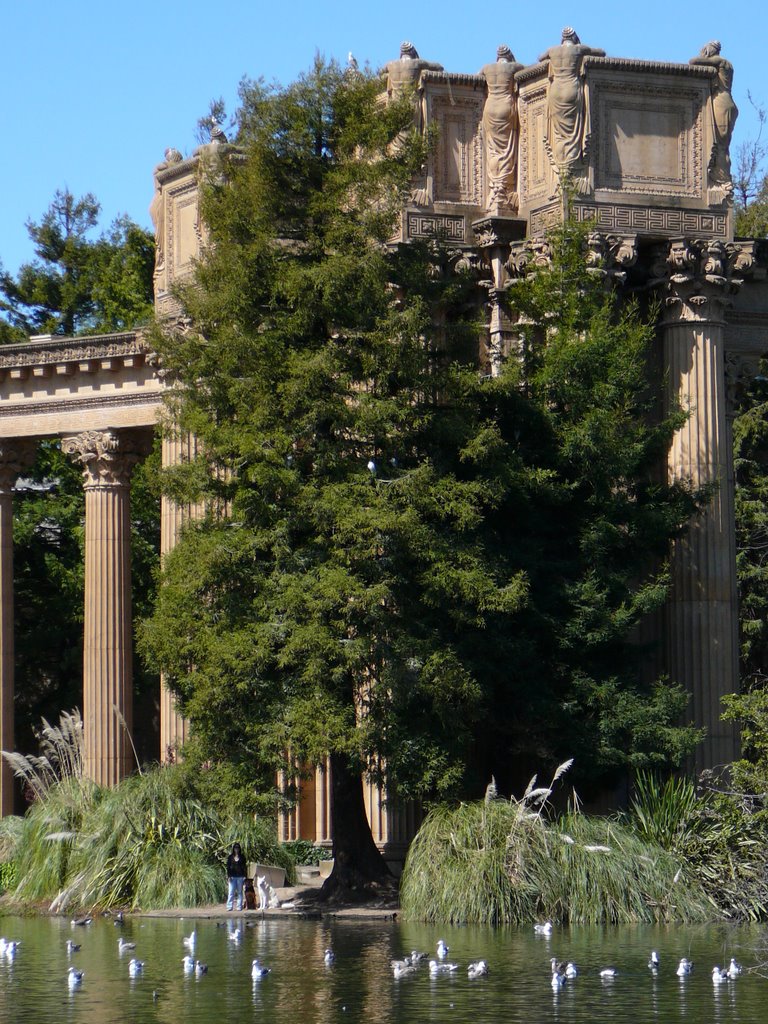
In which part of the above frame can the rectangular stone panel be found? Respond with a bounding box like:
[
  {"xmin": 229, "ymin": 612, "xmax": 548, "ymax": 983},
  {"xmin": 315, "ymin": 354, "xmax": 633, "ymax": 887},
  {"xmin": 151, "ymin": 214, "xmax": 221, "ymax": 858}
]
[
  {"xmin": 429, "ymin": 93, "xmax": 484, "ymax": 206},
  {"xmin": 593, "ymin": 80, "xmax": 704, "ymax": 197},
  {"xmin": 405, "ymin": 211, "xmax": 466, "ymax": 242}
]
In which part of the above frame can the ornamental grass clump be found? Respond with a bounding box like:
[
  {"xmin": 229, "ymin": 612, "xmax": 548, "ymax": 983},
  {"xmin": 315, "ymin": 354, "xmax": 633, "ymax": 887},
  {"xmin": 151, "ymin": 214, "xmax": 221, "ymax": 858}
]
[
  {"xmin": 2, "ymin": 710, "xmax": 292, "ymax": 911},
  {"xmin": 400, "ymin": 760, "xmax": 712, "ymax": 925}
]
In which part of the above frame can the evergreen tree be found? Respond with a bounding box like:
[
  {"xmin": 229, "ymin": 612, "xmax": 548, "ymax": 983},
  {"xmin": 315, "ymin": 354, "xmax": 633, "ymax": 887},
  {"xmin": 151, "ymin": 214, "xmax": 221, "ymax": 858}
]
[
  {"xmin": 0, "ymin": 188, "xmax": 154, "ymax": 338},
  {"xmin": 141, "ymin": 60, "xmax": 701, "ymax": 894}
]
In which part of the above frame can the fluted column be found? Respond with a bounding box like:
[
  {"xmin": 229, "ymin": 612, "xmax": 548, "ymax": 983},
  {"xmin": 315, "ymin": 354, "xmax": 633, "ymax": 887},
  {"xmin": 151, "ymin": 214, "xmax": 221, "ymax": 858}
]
[
  {"xmin": 62, "ymin": 429, "xmax": 145, "ymax": 785},
  {"xmin": 0, "ymin": 442, "xmax": 36, "ymax": 814},
  {"xmin": 159, "ymin": 432, "xmax": 204, "ymax": 759},
  {"xmin": 660, "ymin": 239, "xmax": 754, "ymax": 772}
]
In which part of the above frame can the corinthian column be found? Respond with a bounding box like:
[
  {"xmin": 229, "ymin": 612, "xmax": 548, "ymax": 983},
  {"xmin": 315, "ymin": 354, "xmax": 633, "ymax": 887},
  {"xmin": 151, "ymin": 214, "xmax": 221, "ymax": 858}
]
[
  {"xmin": 0, "ymin": 442, "xmax": 36, "ymax": 814},
  {"xmin": 659, "ymin": 239, "xmax": 753, "ymax": 772},
  {"xmin": 62, "ymin": 429, "xmax": 147, "ymax": 785}
]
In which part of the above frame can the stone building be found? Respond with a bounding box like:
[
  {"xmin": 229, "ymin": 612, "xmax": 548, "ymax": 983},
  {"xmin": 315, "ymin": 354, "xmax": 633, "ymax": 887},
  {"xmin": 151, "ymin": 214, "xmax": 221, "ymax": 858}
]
[{"xmin": 0, "ymin": 34, "xmax": 765, "ymax": 863}]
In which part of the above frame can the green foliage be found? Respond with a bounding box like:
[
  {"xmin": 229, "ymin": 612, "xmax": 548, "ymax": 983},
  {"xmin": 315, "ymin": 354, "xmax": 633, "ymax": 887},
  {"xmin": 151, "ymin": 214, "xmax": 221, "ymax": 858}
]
[
  {"xmin": 0, "ymin": 861, "xmax": 17, "ymax": 893},
  {"xmin": 627, "ymin": 771, "xmax": 768, "ymax": 921},
  {"xmin": 0, "ymin": 188, "xmax": 154, "ymax": 337},
  {"xmin": 735, "ymin": 174, "xmax": 768, "ymax": 238},
  {"xmin": 5, "ymin": 762, "xmax": 289, "ymax": 910},
  {"xmin": 281, "ymin": 839, "xmax": 328, "ymax": 866},
  {"xmin": 401, "ymin": 768, "xmax": 710, "ymax": 925}
]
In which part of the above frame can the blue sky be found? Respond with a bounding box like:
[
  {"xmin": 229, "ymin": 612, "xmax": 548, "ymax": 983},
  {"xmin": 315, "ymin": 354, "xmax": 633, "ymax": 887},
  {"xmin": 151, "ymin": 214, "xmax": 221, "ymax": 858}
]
[{"xmin": 2, "ymin": 1, "xmax": 765, "ymax": 275}]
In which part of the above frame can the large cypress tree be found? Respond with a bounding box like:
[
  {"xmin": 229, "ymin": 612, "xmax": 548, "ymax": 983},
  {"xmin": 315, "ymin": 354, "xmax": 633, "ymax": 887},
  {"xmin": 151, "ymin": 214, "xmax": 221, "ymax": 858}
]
[{"xmin": 141, "ymin": 60, "xmax": 701, "ymax": 895}]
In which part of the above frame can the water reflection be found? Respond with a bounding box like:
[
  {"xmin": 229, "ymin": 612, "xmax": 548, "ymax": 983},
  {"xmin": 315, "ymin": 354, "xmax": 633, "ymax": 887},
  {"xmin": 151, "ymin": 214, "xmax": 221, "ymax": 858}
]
[{"xmin": 0, "ymin": 915, "xmax": 765, "ymax": 1023}]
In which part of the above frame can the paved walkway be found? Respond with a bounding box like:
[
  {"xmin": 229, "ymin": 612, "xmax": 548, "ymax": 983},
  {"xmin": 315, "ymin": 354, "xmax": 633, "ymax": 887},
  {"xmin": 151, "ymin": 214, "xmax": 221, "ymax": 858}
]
[{"xmin": 134, "ymin": 879, "xmax": 400, "ymax": 921}]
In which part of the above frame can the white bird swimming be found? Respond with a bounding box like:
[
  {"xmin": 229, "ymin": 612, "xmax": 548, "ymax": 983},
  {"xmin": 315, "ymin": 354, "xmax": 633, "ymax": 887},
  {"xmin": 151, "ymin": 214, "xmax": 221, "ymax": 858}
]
[
  {"xmin": 251, "ymin": 958, "xmax": 271, "ymax": 979},
  {"xmin": 67, "ymin": 966, "xmax": 84, "ymax": 988},
  {"xmin": 182, "ymin": 955, "xmax": 195, "ymax": 973},
  {"xmin": 436, "ymin": 939, "xmax": 449, "ymax": 959},
  {"xmin": 409, "ymin": 950, "xmax": 428, "ymax": 963},
  {"xmin": 182, "ymin": 930, "xmax": 196, "ymax": 951},
  {"xmin": 676, "ymin": 958, "xmax": 694, "ymax": 977},
  {"xmin": 228, "ymin": 928, "xmax": 242, "ymax": 943},
  {"xmin": 194, "ymin": 960, "xmax": 208, "ymax": 975},
  {"xmin": 4, "ymin": 941, "xmax": 20, "ymax": 958},
  {"xmin": 727, "ymin": 957, "xmax": 743, "ymax": 978},
  {"xmin": 128, "ymin": 958, "xmax": 145, "ymax": 977},
  {"xmin": 599, "ymin": 967, "xmax": 617, "ymax": 979},
  {"xmin": 429, "ymin": 959, "xmax": 458, "ymax": 975},
  {"xmin": 534, "ymin": 921, "xmax": 553, "ymax": 936},
  {"xmin": 66, "ymin": 940, "xmax": 81, "ymax": 955},
  {"xmin": 648, "ymin": 950, "xmax": 660, "ymax": 970},
  {"xmin": 551, "ymin": 971, "xmax": 566, "ymax": 990},
  {"xmin": 712, "ymin": 966, "xmax": 729, "ymax": 984},
  {"xmin": 565, "ymin": 962, "xmax": 578, "ymax": 978},
  {"xmin": 324, "ymin": 948, "xmax": 335, "ymax": 965},
  {"xmin": 467, "ymin": 959, "xmax": 489, "ymax": 978},
  {"xmin": 118, "ymin": 937, "xmax": 136, "ymax": 954}
]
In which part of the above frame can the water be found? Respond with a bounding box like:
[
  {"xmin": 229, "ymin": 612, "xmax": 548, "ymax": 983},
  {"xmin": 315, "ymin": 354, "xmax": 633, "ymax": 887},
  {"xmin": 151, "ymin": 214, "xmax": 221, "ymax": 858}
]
[{"xmin": 0, "ymin": 913, "xmax": 765, "ymax": 1023}]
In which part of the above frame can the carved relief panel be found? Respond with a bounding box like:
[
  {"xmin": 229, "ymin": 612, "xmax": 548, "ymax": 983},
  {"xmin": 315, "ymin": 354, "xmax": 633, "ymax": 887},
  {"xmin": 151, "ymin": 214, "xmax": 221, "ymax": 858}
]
[{"xmin": 425, "ymin": 81, "xmax": 484, "ymax": 207}]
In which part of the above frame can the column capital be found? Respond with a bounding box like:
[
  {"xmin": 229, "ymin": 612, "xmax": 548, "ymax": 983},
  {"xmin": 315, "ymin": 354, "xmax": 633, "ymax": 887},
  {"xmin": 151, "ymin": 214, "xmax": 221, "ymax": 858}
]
[
  {"xmin": 585, "ymin": 232, "xmax": 638, "ymax": 286},
  {"xmin": 653, "ymin": 238, "xmax": 755, "ymax": 324},
  {"xmin": 62, "ymin": 429, "xmax": 148, "ymax": 489},
  {"xmin": 0, "ymin": 440, "xmax": 38, "ymax": 496}
]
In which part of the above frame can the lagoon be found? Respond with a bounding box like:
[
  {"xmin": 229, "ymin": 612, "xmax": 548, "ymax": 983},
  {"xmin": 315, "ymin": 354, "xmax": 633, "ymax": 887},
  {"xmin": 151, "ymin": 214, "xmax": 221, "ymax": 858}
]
[{"xmin": 0, "ymin": 914, "xmax": 765, "ymax": 1023}]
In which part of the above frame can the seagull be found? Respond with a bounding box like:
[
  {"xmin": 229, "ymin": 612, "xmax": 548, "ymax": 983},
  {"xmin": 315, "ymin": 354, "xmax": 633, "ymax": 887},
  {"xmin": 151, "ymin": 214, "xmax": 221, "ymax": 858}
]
[
  {"xmin": 66, "ymin": 941, "xmax": 81, "ymax": 955},
  {"xmin": 676, "ymin": 958, "xmax": 694, "ymax": 977},
  {"xmin": 67, "ymin": 966, "xmax": 84, "ymax": 988},
  {"xmin": 600, "ymin": 967, "xmax": 618, "ymax": 979},
  {"xmin": 114, "ymin": 911, "xmax": 125, "ymax": 927},
  {"xmin": 727, "ymin": 957, "xmax": 743, "ymax": 978},
  {"xmin": 648, "ymin": 950, "xmax": 660, "ymax": 970},
  {"xmin": 182, "ymin": 955, "xmax": 195, "ymax": 973},
  {"xmin": 324, "ymin": 949, "xmax": 335, "ymax": 965},
  {"xmin": 712, "ymin": 965, "xmax": 729, "ymax": 984},
  {"xmin": 118, "ymin": 938, "xmax": 136, "ymax": 954},
  {"xmin": 128, "ymin": 958, "xmax": 145, "ymax": 977},
  {"xmin": 436, "ymin": 939, "xmax": 449, "ymax": 959},
  {"xmin": 550, "ymin": 958, "xmax": 567, "ymax": 977},
  {"xmin": 4, "ymin": 941, "xmax": 20, "ymax": 958},
  {"xmin": 195, "ymin": 961, "xmax": 208, "ymax": 975},
  {"xmin": 429, "ymin": 959, "xmax": 458, "ymax": 975},
  {"xmin": 467, "ymin": 959, "xmax": 489, "ymax": 978},
  {"xmin": 392, "ymin": 961, "xmax": 417, "ymax": 979},
  {"xmin": 565, "ymin": 962, "xmax": 578, "ymax": 978},
  {"xmin": 251, "ymin": 959, "xmax": 271, "ymax": 979},
  {"xmin": 534, "ymin": 921, "xmax": 553, "ymax": 936},
  {"xmin": 228, "ymin": 928, "xmax": 243, "ymax": 943},
  {"xmin": 71, "ymin": 917, "xmax": 92, "ymax": 927},
  {"xmin": 182, "ymin": 930, "xmax": 196, "ymax": 951},
  {"xmin": 551, "ymin": 971, "xmax": 566, "ymax": 990},
  {"xmin": 409, "ymin": 950, "xmax": 428, "ymax": 963}
]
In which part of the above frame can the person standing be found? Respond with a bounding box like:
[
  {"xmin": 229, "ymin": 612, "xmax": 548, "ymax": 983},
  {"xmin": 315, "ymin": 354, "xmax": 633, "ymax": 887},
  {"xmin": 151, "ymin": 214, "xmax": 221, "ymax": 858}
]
[{"xmin": 226, "ymin": 842, "xmax": 247, "ymax": 911}]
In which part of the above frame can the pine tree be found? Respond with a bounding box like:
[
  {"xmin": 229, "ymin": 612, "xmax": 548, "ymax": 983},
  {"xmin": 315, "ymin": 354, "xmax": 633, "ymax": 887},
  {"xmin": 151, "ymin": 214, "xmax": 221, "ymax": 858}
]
[{"xmin": 141, "ymin": 60, "xmax": 701, "ymax": 893}]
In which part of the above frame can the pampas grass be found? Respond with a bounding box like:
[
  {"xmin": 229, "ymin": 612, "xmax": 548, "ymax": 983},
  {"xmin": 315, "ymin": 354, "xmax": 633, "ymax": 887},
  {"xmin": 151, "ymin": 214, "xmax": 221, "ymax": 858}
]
[{"xmin": 400, "ymin": 762, "xmax": 712, "ymax": 925}]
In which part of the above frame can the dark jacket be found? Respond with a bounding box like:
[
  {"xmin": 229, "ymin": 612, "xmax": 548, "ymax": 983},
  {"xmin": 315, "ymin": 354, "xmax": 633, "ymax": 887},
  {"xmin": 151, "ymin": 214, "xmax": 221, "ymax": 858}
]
[{"xmin": 227, "ymin": 852, "xmax": 247, "ymax": 878}]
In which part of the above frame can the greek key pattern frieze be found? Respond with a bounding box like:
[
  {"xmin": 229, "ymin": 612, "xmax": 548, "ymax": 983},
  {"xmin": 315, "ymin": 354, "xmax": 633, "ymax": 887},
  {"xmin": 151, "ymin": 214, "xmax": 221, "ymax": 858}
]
[
  {"xmin": 572, "ymin": 204, "xmax": 727, "ymax": 238},
  {"xmin": 405, "ymin": 213, "xmax": 466, "ymax": 242}
]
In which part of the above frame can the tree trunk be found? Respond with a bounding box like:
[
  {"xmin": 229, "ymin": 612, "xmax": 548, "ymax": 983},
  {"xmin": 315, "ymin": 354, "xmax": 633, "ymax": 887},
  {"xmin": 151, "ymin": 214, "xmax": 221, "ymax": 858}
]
[{"xmin": 319, "ymin": 750, "xmax": 393, "ymax": 900}]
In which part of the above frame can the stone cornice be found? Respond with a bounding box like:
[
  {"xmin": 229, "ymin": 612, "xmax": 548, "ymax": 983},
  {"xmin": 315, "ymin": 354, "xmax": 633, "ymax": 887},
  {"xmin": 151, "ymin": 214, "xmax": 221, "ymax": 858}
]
[
  {"xmin": 420, "ymin": 70, "xmax": 484, "ymax": 88},
  {"xmin": 515, "ymin": 55, "xmax": 716, "ymax": 85},
  {"xmin": 0, "ymin": 332, "xmax": 146, "ymax": 369}
]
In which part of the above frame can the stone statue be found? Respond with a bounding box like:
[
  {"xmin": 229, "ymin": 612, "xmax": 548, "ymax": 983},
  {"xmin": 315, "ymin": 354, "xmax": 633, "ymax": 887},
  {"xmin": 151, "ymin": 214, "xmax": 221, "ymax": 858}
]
[
  {"xmin": 689, "ymin": 41, "xmax": 738, "ymax": 191},
  {"xmin": 382, "ymin": 42, "xmax": 444, "ymax": 205},
  {"xmin": 538, "ymin": 27, "xmax": 605, "ymax": 187},
  {"xmin": 480, "ymin": 46, "xmax": 524, "ymax": 211}
]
